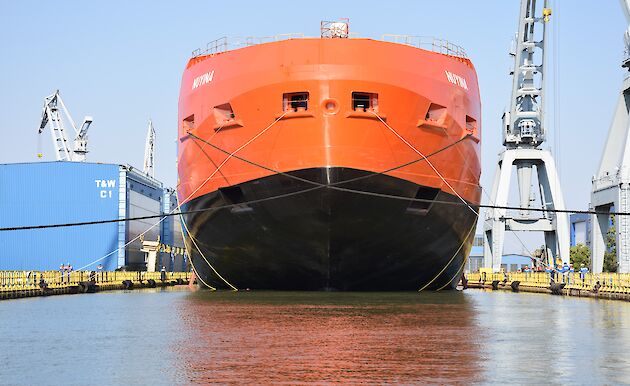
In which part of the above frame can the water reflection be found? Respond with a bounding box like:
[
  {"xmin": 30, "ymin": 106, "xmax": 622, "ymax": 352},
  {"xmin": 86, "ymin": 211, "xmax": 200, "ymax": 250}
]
[
  {"xmin": 3, "ymin": 288, "xmax": 630, "ymax": 384},
  {"xmin": 175, "ymin": 291, "xmax": 483, "ymax": 384},
  {"xmin": 470, "ymin": 290, "xmax": 630, "ymax": 385}
]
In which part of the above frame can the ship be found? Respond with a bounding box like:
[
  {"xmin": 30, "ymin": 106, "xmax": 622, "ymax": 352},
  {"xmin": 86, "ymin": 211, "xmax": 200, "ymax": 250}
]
[{"xmin": 177, "ymin": 21, "xmax": 481, "ymax": 290}]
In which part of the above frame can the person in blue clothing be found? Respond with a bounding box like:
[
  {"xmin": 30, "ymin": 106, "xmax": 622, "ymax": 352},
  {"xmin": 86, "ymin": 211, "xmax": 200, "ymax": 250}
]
[
  {"xmin": 579, "ymin": 264, "xmax": 589, "ymax": 283},
  {"xmin": 560, "ymin": 262, "xmax": 570, "ymax": 283},
  {"xmin": 546, "ymin": 265, "xmax": 555, "ymax": 285}
]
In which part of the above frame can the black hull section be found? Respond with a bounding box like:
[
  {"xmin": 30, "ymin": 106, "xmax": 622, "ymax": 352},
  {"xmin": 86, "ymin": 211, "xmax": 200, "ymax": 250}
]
[{"xmin": 181, "ymin": 168, "xmax": 478, "ymax": 291}]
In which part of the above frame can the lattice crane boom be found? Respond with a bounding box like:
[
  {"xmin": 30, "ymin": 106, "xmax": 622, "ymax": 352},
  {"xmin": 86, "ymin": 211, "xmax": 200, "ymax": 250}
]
[
  {"xmin": 143, "ymin": 119, "xmax": 155, "ymax": 178},
  {"xmin": 38, "ymin": 90, "xmax": 93, "ymax": 162}
]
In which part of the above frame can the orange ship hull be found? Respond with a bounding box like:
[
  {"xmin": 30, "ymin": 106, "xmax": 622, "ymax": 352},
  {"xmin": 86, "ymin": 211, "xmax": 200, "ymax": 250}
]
[{"xmin": 178, "ymin": 38, "xmax": 481, "ymax": 290}]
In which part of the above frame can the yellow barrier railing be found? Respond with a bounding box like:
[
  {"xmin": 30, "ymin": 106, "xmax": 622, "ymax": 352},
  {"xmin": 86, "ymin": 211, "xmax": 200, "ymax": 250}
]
[
  {"xmin": 465, "ymin": 271, "xmax": 630, "ymax": 294},
  {"xmin": 0, "ymin": 270, "xmax": 191, "ymax": 292}
]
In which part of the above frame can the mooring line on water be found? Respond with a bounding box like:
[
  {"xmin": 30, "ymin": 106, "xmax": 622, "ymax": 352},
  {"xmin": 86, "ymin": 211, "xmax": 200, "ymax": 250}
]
[
  {"xmin": 436, "ymin": 244, "xmax": 471, "ymax": 292},
  {"xmin": 418, "ymin": 222, "xmax": 476, "ymax": 292},
  {"xmin": 186, "ymin": 240, "xmax": 217, "ymax": 291},
  {"xmin": 179, "ymin": 215, "xmax": 217, "ymax": 291},
  {"xmin": 179, "ymin": 213, "xmax": 238, "ymax": 291}
]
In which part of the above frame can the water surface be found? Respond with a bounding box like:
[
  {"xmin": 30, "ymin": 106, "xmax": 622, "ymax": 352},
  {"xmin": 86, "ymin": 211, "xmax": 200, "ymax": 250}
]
[{"xmin": 1, "ymin": 288, "xmax": 629, "ymax": 385}]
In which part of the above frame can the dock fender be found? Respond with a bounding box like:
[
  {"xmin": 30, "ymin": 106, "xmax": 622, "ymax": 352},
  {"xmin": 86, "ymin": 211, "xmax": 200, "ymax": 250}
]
[
  {"xmin": 491, "ymin": 280, "xmax": 500, "ymax": 290},
  {"xmin": 461, "ymin": 273, "xmax": 468, "ymax": 289},
  {"xmin": 550, "ymin": 282, "xmax": 566, "ymax": 295},
  {"xmin": 510, "ymin": 281, "xmax": 520, "ymax": 292},
  {"xmin": 147, "ymin": 279, "xmax": 157, "ymax": 288},
  {"xmin": 77, "ymin": 281, "xmax": 96, "ymax": 293},
  {"xmin": 122, "ymin": 280, "xmax": 134, "ymax": 290}
]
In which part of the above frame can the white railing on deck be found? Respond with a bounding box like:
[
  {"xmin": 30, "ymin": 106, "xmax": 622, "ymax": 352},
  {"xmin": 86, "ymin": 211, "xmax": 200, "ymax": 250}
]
[
  {"xmin": 192, "ymin": 34, "xmax": 305, "ymax": 57},
  {"xmin": 380, "ymin": 34, "xmax": 467, "ymax": 58},
  {"xmin": 191, "ymin": 33, "xmax": 467, "ymax": 59}
]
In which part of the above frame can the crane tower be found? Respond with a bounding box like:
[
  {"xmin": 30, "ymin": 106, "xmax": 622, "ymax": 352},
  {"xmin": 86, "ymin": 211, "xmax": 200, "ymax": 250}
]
[
  {"xmin": 590, "ymin": 0, "xmax": 630, "ymax": 273},
  {"xmin": 483, "ymin": 0, "xmax": 570, "ymax": 271}
]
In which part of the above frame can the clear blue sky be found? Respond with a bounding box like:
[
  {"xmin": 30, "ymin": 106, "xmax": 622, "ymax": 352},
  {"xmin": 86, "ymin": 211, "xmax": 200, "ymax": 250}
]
[{"xmin": 0, "ymin": 0, "xmax": 626, "ymax": 253}]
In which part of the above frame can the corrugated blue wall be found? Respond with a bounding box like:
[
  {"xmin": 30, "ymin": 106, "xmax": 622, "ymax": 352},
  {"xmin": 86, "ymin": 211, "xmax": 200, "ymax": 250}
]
[
  {"xmin": 160, "ymin": 189, "xmax": 187, "ymax": 272},
  {"xmin": 0, "ymin": 162, "xmax": 120, "ymax": 270}
]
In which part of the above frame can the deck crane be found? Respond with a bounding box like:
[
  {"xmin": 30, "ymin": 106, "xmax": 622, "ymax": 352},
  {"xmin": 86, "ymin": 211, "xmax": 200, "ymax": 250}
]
[
  {"xmin": 143, "ymin": 119, "xmax": 155, "ymax": 178},
  {"xmin": 483, "ymin": 0, "xmax": 570, "ymax": 271},
  {"xmin": 38, "ymin": 90, "xmax": 93, "ymax": 162},
  {"xmin": 590, "ymin": 0, "xmax": 630, "ymax": 273}
]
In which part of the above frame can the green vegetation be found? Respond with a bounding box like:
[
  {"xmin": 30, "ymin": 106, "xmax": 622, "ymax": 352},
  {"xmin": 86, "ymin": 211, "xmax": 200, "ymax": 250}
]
[
  {"xmin": 604, "ymin": 221, "xmax": 618, "ymax": 273},
  {"xmin": 570, "ymin": 243, "xmax": 591, "ymax": 269}
]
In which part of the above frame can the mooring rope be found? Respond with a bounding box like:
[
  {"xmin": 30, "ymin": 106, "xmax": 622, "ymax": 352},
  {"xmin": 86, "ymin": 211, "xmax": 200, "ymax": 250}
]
[
  {"xmin": 368, "ymin": 110, "xmax": 478, "ymax": 216},
  {"xmin": 418, "ymin": 222, "xmax": 477, "ymax": 291},
  {"xmin": 187, "ymin": 123, "xmax": 480, "ymax": 292},
  {"xmin": 178, "ymin": 213, "xmax": 236, "ymax": 291},
  {"xmin": 184, "ymin": 236, "xmax": 217, "ymax": 291},
  {"xmin": 71, "ymin": 112, "xmax": 290, "ymax": 272},
  {"xmin": 181, "ymin": 110, "xmax": 290, "ymax": 205},
  {"xmin": 436, "ymin": 230, "xmax": 477, "ymax": 291}
]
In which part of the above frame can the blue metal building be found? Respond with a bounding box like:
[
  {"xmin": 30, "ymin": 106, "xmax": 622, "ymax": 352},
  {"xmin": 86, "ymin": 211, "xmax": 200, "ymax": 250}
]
[
  {"xmin": 465, "ymin": 234, "xmax": 534, "ymax": 272},
  {"xmin": 160, "ymin": 188, "xmax": 187, "ymax": 272},
  {"xmin": 570, "ymin": 213, "xmax": 592, "ymax": 248},
  {"xmin": 0, "ymin": 162, "xmax": 186, "ymax": 271},
  {"xmin": 465, "ymin": 234, "xmax": 484, "ymax": 272}
]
